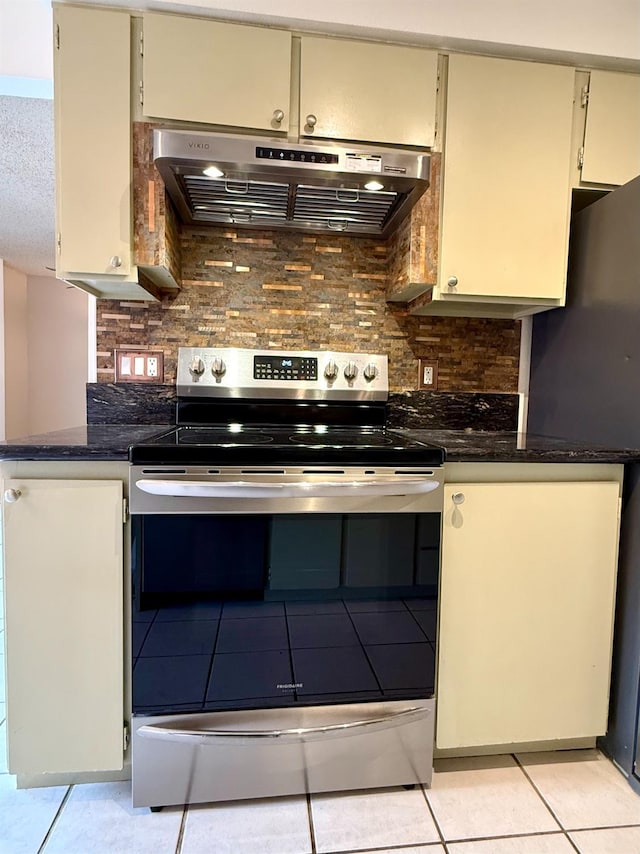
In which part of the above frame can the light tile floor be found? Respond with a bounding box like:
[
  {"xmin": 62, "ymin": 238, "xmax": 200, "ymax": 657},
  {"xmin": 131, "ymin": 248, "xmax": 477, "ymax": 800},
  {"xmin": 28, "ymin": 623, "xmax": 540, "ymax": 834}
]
[
  {"xmin": 1, "ymin": 741, "xmax": 640, "ymax": 853},
  {"xmin": 3, "ymin": 541, "xmax": 640, "ymax": 853}
]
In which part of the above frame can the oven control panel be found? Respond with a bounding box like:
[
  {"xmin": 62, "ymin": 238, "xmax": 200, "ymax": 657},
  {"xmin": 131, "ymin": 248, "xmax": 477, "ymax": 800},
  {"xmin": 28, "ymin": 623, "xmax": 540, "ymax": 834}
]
[
  {"xmin": 177, "ymin": 348, "xmax": 388, "ymax": 401},
  {"xmin": 254, "ymin": 355, "xmax": 318, "ymax": 381}
]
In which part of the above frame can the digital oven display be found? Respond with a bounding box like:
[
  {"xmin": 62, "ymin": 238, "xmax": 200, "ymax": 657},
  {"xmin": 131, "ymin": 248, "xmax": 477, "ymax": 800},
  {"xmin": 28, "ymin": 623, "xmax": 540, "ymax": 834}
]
[{"xmin": 253, "ymin": 355, "xmax": 318, "ymax": 381}]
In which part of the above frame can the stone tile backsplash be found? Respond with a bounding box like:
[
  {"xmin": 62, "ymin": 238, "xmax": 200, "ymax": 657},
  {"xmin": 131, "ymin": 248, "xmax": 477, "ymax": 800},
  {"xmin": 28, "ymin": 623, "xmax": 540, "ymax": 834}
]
[{"xmin": 96, "ymin": 225, "xmax": 520, "ymax": 393}]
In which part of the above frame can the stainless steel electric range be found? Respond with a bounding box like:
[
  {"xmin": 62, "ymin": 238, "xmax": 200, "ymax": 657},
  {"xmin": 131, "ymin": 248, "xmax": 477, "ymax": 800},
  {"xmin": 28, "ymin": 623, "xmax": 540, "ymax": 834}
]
[{"xmin": 128, "ymin": 348, "xmax": 444, "ymax": 810}]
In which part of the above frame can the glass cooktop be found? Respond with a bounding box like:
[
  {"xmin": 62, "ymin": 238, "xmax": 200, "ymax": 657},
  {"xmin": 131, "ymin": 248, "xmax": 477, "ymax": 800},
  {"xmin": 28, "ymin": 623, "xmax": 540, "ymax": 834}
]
[{"xmin": 130, "ymin": 425, "xmax": 445, "ymax": 466}]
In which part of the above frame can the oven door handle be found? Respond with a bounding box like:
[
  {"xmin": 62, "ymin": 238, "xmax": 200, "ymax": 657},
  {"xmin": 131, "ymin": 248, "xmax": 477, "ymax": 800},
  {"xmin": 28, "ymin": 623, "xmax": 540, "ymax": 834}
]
[
  {"xmin": 135, "ymin": 478, "xmax": 440, "ymax": 499},
  {"xmin": 136, "ymin": 705, "xmax": 431, "ymax": 745}
]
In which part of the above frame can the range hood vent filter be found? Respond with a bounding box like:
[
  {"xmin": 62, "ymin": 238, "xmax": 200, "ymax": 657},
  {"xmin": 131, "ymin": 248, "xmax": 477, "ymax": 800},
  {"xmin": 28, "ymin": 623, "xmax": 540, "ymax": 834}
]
[
  {"xmin": 154, "ymin": 130, "xmax": 430, "ymax": 237},
  {"xmin": 184, "ymin": 175, "xmax": 289, "ymax": 225}
]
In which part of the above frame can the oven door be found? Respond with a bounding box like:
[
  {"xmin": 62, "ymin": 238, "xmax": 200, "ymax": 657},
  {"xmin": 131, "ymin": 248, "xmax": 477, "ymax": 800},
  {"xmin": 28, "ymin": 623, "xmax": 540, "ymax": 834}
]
[{"xmin": 129, "ymin": 464, "xmax": 442, "ymax": 807}]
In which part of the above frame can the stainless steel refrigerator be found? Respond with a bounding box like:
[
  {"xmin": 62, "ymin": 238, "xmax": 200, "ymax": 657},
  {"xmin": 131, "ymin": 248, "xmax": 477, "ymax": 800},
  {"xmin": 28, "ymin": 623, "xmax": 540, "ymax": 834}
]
[{"xmin": 528, "ymin": 174, "xmax": 640, "ymax": 789}]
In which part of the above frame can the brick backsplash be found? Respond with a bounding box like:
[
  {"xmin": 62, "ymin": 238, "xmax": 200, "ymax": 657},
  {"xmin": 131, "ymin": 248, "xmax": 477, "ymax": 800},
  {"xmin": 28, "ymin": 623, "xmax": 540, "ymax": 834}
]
[{"xmin": 96, "ymin": 225, "xmax": 520, "ymax": 392}]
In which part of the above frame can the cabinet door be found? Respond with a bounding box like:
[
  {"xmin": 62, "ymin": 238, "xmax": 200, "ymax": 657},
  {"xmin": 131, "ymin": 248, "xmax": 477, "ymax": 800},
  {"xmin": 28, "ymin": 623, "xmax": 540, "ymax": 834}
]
[
  {"xmin": 300, "ymin": 37, "xmax": 438, "ymax": 147},
  {"xmin": 142, "ymin": 13, "xmax": 291, "ymax": 132},
  {"xmin": 582, "ymin": 71, "xmax": 640, "ymax": 186},
  {"xmin": 3, "ymin": 480, "xmax": 124, "ymax": 774},
  {"xmin": 437, "ymin": 481, "xmax": 620, "ymax": 749},
  {"xmin": 440, "ymin": 55, "xmax": 574, "ymax": 300},
  {"xmin": 54, "ymin": 6, "xmax": 132, "ymax": 277}
]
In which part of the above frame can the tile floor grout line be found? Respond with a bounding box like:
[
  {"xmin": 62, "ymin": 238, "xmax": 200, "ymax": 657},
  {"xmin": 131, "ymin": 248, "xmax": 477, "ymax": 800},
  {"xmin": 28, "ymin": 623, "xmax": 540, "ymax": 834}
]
[
  {"xmin": 512, "ymin": 753, "xmax": 581, "ymax": 853},
  {"xmin": 306, "ymin": 792, "xmax": 318, "ymax": 854},
  {"xmin": 35, "ymin": 783, "xmax": 73, "ymax": 854},
  {"xmin": 419, "ymin": 781, "xmax": 448, "ymax": 850},
  {"xmin": 434, "ymin": 829, "xmax": 585, "ymax": 845},
  {"xmin": 566, "ymin": 821, "xmax": 640, "ymax": 832},
  {"xmin": 173, "ymin": 803, "xmax": 189, "ymax": 854},
  {"xmin": 323, "ymin": 843, "xmax": 442, "ymax": 854}
]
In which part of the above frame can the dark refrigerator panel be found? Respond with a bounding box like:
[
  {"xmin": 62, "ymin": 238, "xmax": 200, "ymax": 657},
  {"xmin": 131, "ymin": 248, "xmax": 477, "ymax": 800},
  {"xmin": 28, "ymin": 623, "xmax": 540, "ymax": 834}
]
[
  {"xmin": 528, "ymin": 175, "xmax": 640, "ymax": 789},
  {"xmin": 529, "ymin": 175, "xmax": 640, "ymax": 446}
]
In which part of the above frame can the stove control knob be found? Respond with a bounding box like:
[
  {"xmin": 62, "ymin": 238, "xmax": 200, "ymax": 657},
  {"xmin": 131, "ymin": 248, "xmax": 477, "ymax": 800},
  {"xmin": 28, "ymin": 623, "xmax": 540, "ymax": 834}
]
[
  {"xmin": 189, "ymin": 357, "xmax": 205, "ymax": 376},
  {"xmin": 324, "ymin": 360, "xmax": 339, "ymax": 381},
  {"xmin": 211, "ymin": 357, "xmax": 227, "ymax": 379},
  {"xmin": 363, "ymin": 363, "xmax": 378, "ymax": 382},
  {"xmin": 343, "ymin": 361, "xmax": 358, "ymax": 382}
]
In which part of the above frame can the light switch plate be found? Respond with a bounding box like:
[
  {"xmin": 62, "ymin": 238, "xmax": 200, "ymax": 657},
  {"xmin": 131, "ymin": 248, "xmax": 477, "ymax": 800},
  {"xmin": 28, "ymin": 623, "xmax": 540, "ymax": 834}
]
[
  {"xmin": 418, "ymin": 359, "xmax": 439, "ymax": 390},
  {"xmin": 115, "ymin": 350, "xmax": 164, "ymax": 383}
]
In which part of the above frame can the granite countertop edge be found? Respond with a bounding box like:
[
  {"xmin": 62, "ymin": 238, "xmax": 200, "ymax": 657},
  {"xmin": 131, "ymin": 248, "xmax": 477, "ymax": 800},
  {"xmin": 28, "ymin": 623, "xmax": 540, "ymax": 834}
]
[
  {"xmin": 1, "ymin": 425, "xmax": 639, "ymax": 464},
  {"xmin": 0, "ymin": 425, "xmax": 172, "ymax": 462}
]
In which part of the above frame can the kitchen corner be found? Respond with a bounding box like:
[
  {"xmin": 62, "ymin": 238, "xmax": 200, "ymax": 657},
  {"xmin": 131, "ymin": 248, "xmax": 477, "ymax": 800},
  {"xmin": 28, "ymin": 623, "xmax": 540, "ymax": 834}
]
[{"xmin": 2, "ymin": 0, "xmax": 640, "ymax": 839}]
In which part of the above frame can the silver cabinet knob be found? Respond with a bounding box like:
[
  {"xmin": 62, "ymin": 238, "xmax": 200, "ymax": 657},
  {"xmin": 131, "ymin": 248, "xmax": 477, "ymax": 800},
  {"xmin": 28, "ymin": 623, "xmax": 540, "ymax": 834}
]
[
  {"xmin": 306, "ymin": 114, "xmax": 317, "ymax": 129},
  {"xmin": 272, "ymin": 109, "xmax": 285, "ymax": 123},
  {"xmin": 324, "ymin": 360, "xmax": 339, "ymax": 381},
  {"xmin": 343, "ymin": 361, "xmax": 358, "ymax": 381},
  {"xmin": 4, "ymin": 488, "xmax": 21, "ymax": 503},
  {"xmin": 447, "ymin": 276, "xmax": 458, "ymax": 287},
  {"xmin": 363, "ymin": 363, "xmax": 378, "ymax": 382},
  {"xmin": 110, "ymin": 256, "xmax": 122, "ymax": 269},
  {"xmin": 211, "ymin": 357, "xmax": 226, "ymax": 378},
  {"xmin": 451, "ymin": 492, "xmax": 465, "ymax": 505},
  {"xmin": 189, "ymin": 358, "xmax": 205, "ymax": 376}
]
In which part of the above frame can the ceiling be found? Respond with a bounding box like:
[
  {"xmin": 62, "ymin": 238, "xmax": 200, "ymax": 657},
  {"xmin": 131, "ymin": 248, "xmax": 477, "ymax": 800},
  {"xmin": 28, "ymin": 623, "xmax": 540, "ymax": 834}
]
[
  {"xmin": 0, "ymin": 95, "xmax": 54, "ymax": 276},
  {"xmin": 0, "ymin": 0, "xmax": 639, "ymax": 278}
]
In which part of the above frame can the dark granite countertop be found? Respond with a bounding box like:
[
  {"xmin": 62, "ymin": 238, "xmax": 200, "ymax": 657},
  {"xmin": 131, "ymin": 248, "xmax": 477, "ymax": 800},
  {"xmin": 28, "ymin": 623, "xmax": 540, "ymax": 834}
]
[
  {"xmin": 1, "ymin": 424, "xmax": 639, "ymax": 464},
  {"xmin": 397, "ymin": 429, "xmax": 640, "ymax": 464},
  {"xmin": 0, "ymin": 425, "xmax": 171, "ymax": 461}
]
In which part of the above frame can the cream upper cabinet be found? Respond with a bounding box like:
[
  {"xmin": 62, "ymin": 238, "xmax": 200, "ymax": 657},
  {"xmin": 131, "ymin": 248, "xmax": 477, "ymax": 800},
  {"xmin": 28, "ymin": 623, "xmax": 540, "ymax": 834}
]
[
  {"xmin": 434, "ymin": 55, "xmax": 575, "ymax": 309},
  {"xmin": 2, "ymin": 479, "xmax": 124, "ymax": 775},
  {"xmin": 54, "ymin": 5, "xmax": 132, "ymax": 278},
  {"xmin": 437, "ymin": 480, "xmax": 621, "ymax": 750},
  {"xmin": 581, "ymin": 71, "xmax": 640, "ymax": 186},
  {"xmin": 142, "ymin": 13, "xmax": 292, "ymax": 132},
  {"xmin": 299, "ymin": 37, "xmax": 438, "ymax": 147}
]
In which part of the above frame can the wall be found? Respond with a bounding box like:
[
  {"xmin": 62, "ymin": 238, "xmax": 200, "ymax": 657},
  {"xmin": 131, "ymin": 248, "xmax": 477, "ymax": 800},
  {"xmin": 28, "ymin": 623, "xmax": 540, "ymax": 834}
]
[
  {"xmin": 0, "ymin": 0, "xmax": 53, "ymax": 96},
  {"xmin": 0, "ymin": 262, "xmax": 5, "ymax": 438},
  {"xmin": 0, "ymin": 262, "xmax": 29, "ymax": 440},
  {"xmin": 0, "ymin": 262, "xmax": 88, "ymax": 439},
  {"xmin": 9, "ymin": 0, "xmax": 636, "ymax": 75},
  {"xmin": 172, "ymin": 0, "xmax": 640, "ymax": 64},
  {"xmin": 96, "ymin": 225, "xmax": 521, "ymax": 392},
  {"xmin": 26, "ymin": 275, "xmax": 88, "ymax": 434}
]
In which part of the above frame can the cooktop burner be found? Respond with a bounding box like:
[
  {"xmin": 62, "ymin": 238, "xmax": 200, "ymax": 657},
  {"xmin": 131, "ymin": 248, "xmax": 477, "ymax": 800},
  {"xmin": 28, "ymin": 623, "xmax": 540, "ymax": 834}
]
[
  {"xmin": 289, "ymin": 429, "xmax": 394, "ymax": 446},
  {"xmin": 177, "ymin": 429, "xmax": 274, "ymax": 446}
]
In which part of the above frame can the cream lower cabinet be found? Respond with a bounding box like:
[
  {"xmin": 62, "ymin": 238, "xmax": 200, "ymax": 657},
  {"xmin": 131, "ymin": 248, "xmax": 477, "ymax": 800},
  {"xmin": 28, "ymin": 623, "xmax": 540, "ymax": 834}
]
[
  {"xmin": 413, "ymin": 54, "xmax": 575, "ymax": 319},
  {"xmin": 2, "ymin": 479, "xmax": 124, "ymax": 775},
  {"xmin": 437, "ymin": 478, "xmax": 621, "ymax": 750}
]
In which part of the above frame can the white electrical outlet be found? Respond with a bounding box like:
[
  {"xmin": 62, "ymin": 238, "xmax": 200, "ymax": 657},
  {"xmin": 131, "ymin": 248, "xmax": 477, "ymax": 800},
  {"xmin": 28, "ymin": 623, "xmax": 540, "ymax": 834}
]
[
  {"xmin": 418, "ymin": 359, "xmax": 438, "ymax": 390},
  {"xmin": 147, "ymin": 357, "xmax": 158, "ymax": 377}
]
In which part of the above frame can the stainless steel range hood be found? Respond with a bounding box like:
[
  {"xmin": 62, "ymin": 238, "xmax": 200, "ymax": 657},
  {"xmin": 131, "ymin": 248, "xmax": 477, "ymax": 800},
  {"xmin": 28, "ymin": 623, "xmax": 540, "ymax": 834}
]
[{"xmin": 154, "ymin": 129, "xmax": 430, "ymax": 237}]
